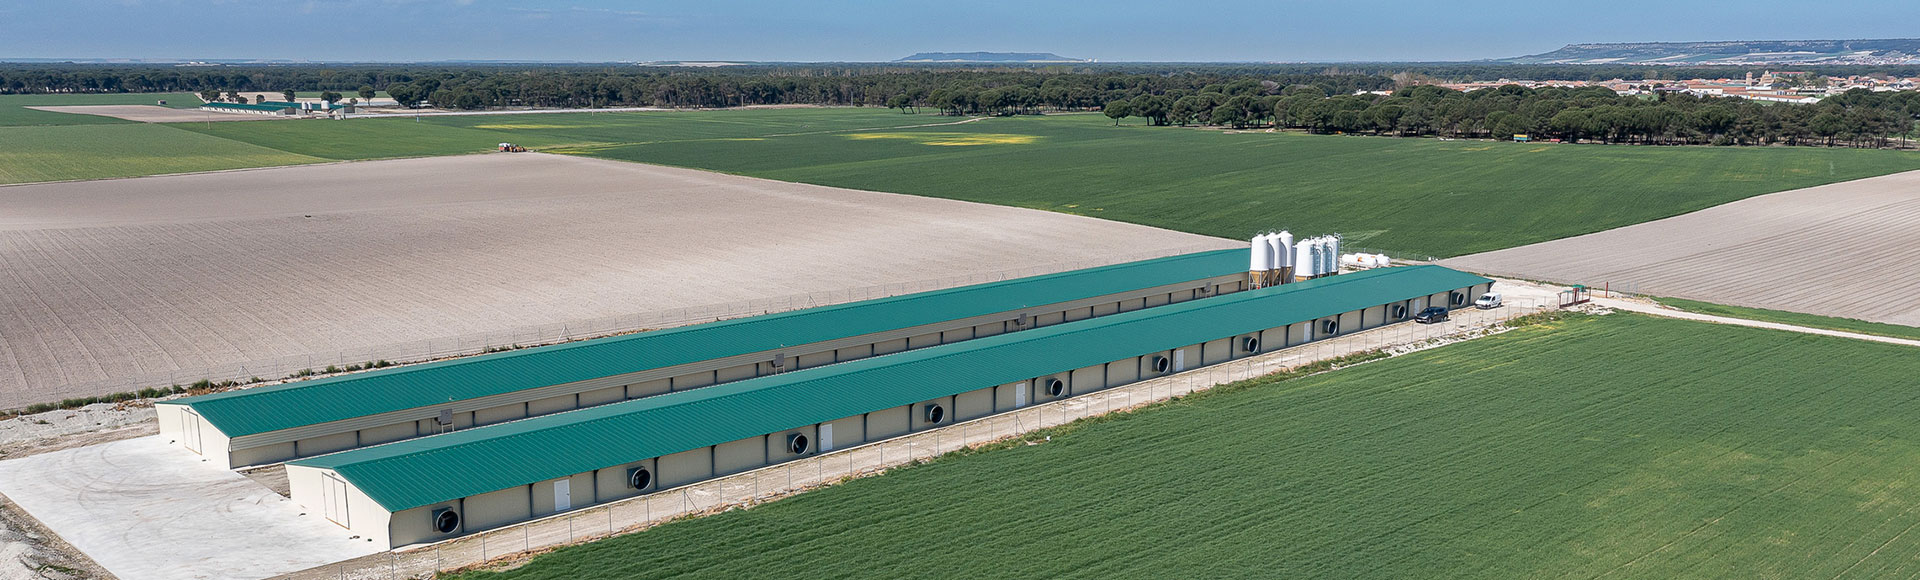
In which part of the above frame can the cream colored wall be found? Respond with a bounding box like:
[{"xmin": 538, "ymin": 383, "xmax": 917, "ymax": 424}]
[
  {"xmin": 628, "ymin": 379, "xmax": 671, "ymax": 398},
  {"xmin": 716, "ymin": 363, "xmax": 756, "ymax": 383},
  {"xmin": 823, "ymin": 416, "xmax": 865, "ymax": 450},
  {"xmin": 1232, "ymin": 333, "xmax": 1261, "ymax": 359},
  {"xmin": 1091, "ymin": 302, "xmax": 1120, "ymax": 317},
  {"xmin": 285, "ymin": 465, "xmax": 326, "ymax": 512},
  {"xmin": 714, "ymin": 436, "xmax": 767, "ymax": 476},
  {"xmin": 1138, "ymin": 350, "xmax": 1174, "ymax": 381},
  {"xmin": 1288, "ymin": 322, "xmax": 1308, "ymax": 345},
  {"xmin": 672, "ymin": 372, "xmax": 715, "ymax": 391},
  {"xmin": 1069, "ymin": 365, "xmax": 1106, "ymax": 396},
  {"xmin": 388, "ymin": 501, "xmax": 459, "ymax": 547},
  {"xmin": 1338, "ymin": 311, "xmax": 1363, "ymax": 334},
  {"xmin": 295, "ymin": 431, "xmax": 357, "ymax": 457},
  {"xmin": 473, "ymin": 403, "xmax": 527, "ymax": 426},
  {"xmin": 796, "ymin": 351, "xmax": 834, "ymax": 370},
  {"xmin": 907, "ymin": 332, "xmax": 941, "ymax": 349},
  {"xmin": 527, "ymin": 394, "xmax": 575, "ymax": 417},
  {"xmin": 463, "ymin": 486, "xmax": 531, "ymax": 531},
  {"xmin": 579, "ymin": 386, "xmax": 624, "ymax": 407},
  {"xmin": 530, "ymin": 473, "xmax": 594, "ymax": 515},
  {"xmin": 1118, "ymin": 297, "xmax": 1147, "ymax": 312},
  {"xmin": 1202, "ymin": 338, "xmax": 1231, "ymax": 365},
  {"xmin": 993, "ymin": 381, "xmax": 1030, "ymax": 412},
  {"xmin": 230, "ymin": 442, "xmax": 294, "ymax": 469},
  {"xmin": 156, "ymin": 405, "xmax": 183, "ymax": 445},
  {"xmin": 594, "ymin": 458, "xmax": 657, "ymax": 503},
  {"xmin": 359, "ymin": 422, "xmax": 414, "ymax": 446},
  {"xmin": 343, "ymin": 478, "xmax": 392, "ymax": 546},
  {"xmin": 910, "ymin": 396, "xmax": 956, "ymax": 431},
  {"xmin": 867, "ymin": 405, "xmax": 911, "ymax": 439},
  {"xmin": 1173, "ymin": 345, "xmax": 1201, "ymax": 372},
  {"xmin": 835, "ymin": 344, "xmax": 874, "ymax": 362},
  {"xmin": 656, "ymin": 447, "xmax": 713, "ymax": 488},
  {"xmin": 1145, "ymin": 293, "xmax": 1171, "ymax": 307},
  {"xmin": 1063, "ymin": 306, "xmax": 1093, "ymax": 322},
  {"xmin": 1033, "ymin": 373, "xmax": 1071, "ymax": 404},
  {"xmin": 1106, "ymin": 357, "xmax": 1140, "ymax": 388},
  {"xmin": 941, "ymin": 326, "xmax": 975, "ymax": 344},
  {"xmin": 873, "ymin": 338, "xmax": 908, "ymax": 356},
  {"xmin": 1034, "ymin": 311, "xmax": 1065, "ymax": 327},
  {"xmin": 766, "ymin": 426, "xmax": 818, "ymax": 463},
  {"xmin": 973, "ymin": 322, "xmax": 1005, "ymax": 338},
  {"xmin": 954, "ymin": 386, "xmax": 995, "ymax": 421},
  {"xmin": 1362, "ymin": 305, "xmax": 1387, "ymax": 329}
]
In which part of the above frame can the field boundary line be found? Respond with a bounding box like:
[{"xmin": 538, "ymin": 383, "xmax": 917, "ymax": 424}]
[{"xmin": 1595, "ymin": 298, "xmax": 1920, "ymax": 349}]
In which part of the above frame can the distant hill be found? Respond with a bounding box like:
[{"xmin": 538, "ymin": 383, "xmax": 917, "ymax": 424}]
[
  {"xmin": 896, "ymin": 52, "xmax": 1090, "ymax": 63},
  {"xmin": 1501, "ymin": 39, "xmax": 1920, "ymax": 65}
]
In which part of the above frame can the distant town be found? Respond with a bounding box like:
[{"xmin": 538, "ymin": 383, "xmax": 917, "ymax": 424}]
[{"xmin": 1422, "ymin": 71, "xmax": 1919, "ymax": 104}]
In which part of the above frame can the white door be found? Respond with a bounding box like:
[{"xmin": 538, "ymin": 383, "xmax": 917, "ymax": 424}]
[
  {"xmin": 323, "ymin": 474, "xmax": 350, "ymax": 527},
  {"xmin": 182, "ymin": 409, "xmax": 203, "ymax": 454},
  {"xmin": 819, "ymin": 424, "xmax": 834, "ymax": 453},
  {"xmin": 553, "ymin": 479, "xmax": 571, "ymax": 512},
  {"xmin": 1014, "ymin": 382, "xmax": 1029, "ymax": 408},
  {"xmin": 1173, "ymin": 350, "xmax": 1187, "ymax": 372}
]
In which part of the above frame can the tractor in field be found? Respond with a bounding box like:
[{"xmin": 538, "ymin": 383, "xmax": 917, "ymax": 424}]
[{"xmin": 498, "ymin": 142, "xmax": 527, "ymax": 152}]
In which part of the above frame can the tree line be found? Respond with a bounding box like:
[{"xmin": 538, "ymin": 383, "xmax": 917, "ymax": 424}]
[
  {"xmin": 4, "ymin": 63, "xmax": 1915, "ymax": 147},
  {"xmin": 1101, "ymin": 84, "xmax": 1920, "ymax": 148}
]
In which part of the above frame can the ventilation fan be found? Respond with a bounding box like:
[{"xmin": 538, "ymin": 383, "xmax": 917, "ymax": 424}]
[
  {"xmin": 626, "ymin": 466, "xmax": 652, "ymax": 490},
  {"xmin": 1044, "ymin": 377, "xmax": 1066, "ymax": 397},
  {"xmin": 1151, "ymin": 356, "xmax": 1171, "ymax": 373},
  {"xmin": 432, "ymin": 508, "xmax": 461, "ymax": 534},
  {"xmin": 1241, "ymin": 336, "xmax": 1260, "ymax": 353},
  {"xmin": 924, "ymin": 404, "xmax": 946, "ymax": 424},
  {"xmin": 1321, "ymin": 319, "xmax": 1339, "ymax": 335},
  {"xmin": 1391, "ymin": 304, "xmax": 1407, "ymax": 319},
  {"xmin": 1451, "ymin": 292, "xmax": 1466, "ymax": 306},
  {"xmin": 787, "ymin": 433, "xmax": 811, "ymax": 455}
]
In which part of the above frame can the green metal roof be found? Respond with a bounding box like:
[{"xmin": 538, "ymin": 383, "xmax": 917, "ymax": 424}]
[
  {"xmin": 168, "ymin": 249, "xmax": 1246, "ymax": 438},
  {"xmin": 293, "ymin": 266, "xmax": 1489, "ymax": 512},
  {"xmin": 203, "ymin": 102, "xmax": 295, "ymax": 111}
]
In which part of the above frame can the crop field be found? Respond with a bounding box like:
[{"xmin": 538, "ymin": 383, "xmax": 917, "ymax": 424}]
[
  {"xmin": 1656, "ymin": 297, "xmax": 1920, "ymax": 341},
  {"xmin": 0, "ymin": 124, "xmax": 321, "ymax": 184},
  {"xmin": 1443, "ymin": 169, "xmax": 1920, "ymax": 327},
  {"xmin": 181, "ymin": 109, "xmax": 1920, "ymax": 257},
  {"xmin": 0, "ymin": 153, "xmax": 1230, "ymax": 407},
  {"xmin": 7, "ymin": 108, "xmax": 1913, "ymax": 255},
  {"xmin": 452, "ymin": 313, "xmax": 1920, "ymax": 580},
  {"xmin": 0, "ymin": 92, "xmax": 199, "ymax": 126},
  {"xmin": 170, "ymin": 107, "xmax": 930, "ymax": 160}
]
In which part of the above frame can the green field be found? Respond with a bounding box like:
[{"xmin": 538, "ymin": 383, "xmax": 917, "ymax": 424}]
[
  {"xmin": 453, "ymin": 313, "xmax": 1920, "ymax": 580},
  {"xmin": 562, "ymin": 114, "xmax": 1920, "ymax": 257},
  {"xmin": 1656, "ymin": 296, "xmax": 1920, "ymax": 341},
  {"xmin": 14, "ymin": 107, "xmax": 1920, "ymax": 257},
  {"xmin": 0, "ymin": 92, "xmax": 199, "ymax": 126},
  {"xmin": 182, "ymin": 109, "xmax": 1920, "ymax": 257},
  {"xmin": 0, "ymin": 124, "xmax": 321, "ymax": 185}
]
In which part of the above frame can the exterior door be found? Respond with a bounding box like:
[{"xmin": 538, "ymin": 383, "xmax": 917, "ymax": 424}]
[
  {"xmin": 819, "ymin": 424, "xmax": 835, "ymax": 453},
  {"xmin": 182, "ymin": 409, "xmax": 203, "ymax": 454},
  {"xmin": 322, "ymin": 473, "xmax": 350, "ymax": 527},
  {"xmin": 553, "ymin": 479, "xmax": 571, "ymax": 512}
]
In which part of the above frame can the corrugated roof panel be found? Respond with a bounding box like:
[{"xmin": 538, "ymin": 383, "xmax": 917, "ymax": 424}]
[
  {"xmin": 293, "ymin": 266, "xmax": 1489, "ymax": 512},
  {"xmin": 169, "ymin": 249, "xmax": 1246, "ymax": 438}
]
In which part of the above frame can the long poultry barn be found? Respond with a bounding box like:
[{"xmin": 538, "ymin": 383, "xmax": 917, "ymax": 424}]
[
  {"xmin": 286, "ymin": 265, "xmax": 1492, "ymax": 547},
  {"xmin": 157, "ymin": 250, "xmax": 1252, "ymax": 469}
]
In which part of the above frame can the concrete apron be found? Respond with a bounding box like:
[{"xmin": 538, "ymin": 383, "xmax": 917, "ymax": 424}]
[{"xmin": 0, "ymin": 436, "xmax": 380, "ymax": 580}]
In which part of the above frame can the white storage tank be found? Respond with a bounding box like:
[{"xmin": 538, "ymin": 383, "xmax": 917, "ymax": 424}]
[
  {"xmin": 1294, "ymin": 240, "xmax": 1314, "ymax": 279},
  {"xmin": 1274, "ymin": 231, "xmax": 1293, "ymax": 269},
  {"xmin": 1327, "ymin": 237, "xmax": 1341, "ymax": 273},
  {"xmin": 1249, "ymin": 234, "xmax": 1271, "ymax": 272}
]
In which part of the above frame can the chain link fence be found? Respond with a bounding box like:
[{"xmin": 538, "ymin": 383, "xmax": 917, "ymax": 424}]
[
  {"xmin": 273, "ymin": 298, "xmax": 1551, "ymax": 580},
  {"xmin": 38, "ymin": 245, "xmax": 1228, "ymax": 409}
]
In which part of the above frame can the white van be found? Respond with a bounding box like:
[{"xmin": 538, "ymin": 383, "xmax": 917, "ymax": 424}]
[{"xmin": 1474, "ymin": 292, "xmax": 1503, "ymax": 310}]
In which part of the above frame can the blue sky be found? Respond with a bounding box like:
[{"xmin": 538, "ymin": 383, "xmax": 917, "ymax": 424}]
[{"xmin": 6, "ymin": 0, "xmax": 1920, "ymax": 62}]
